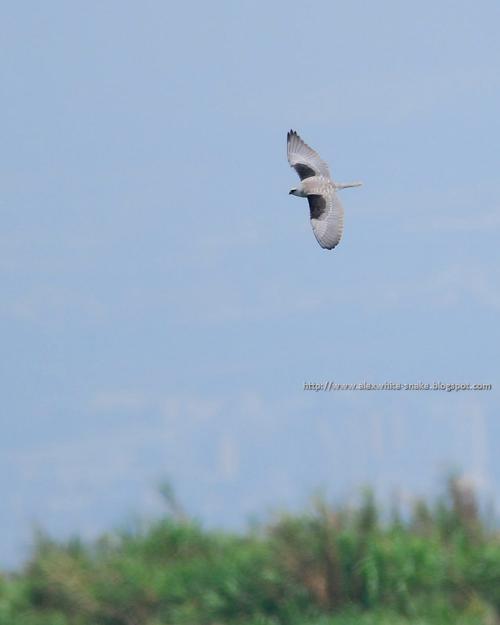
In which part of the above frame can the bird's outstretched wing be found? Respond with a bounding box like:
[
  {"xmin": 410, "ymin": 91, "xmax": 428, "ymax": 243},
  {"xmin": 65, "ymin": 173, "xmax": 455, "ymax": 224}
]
[
  {"xmin": 307, "ymin": 189, "xmax": 344, "ymax": 250},
  {"xmin": 287, "ymin": 130, "xmax": 331, "ymax": 181}
]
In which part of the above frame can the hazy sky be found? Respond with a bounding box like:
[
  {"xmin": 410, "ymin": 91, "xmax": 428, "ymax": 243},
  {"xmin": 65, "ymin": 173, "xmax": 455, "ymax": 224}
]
[{"xmin": 1, "ymin": 1, "xmax": 500, "ymax": 567}]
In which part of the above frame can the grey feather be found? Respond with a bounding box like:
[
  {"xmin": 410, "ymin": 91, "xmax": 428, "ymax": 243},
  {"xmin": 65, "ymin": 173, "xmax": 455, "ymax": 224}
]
[{"xmin": 287, "ymin": 130, "xmax": 331, "ymax": 180}]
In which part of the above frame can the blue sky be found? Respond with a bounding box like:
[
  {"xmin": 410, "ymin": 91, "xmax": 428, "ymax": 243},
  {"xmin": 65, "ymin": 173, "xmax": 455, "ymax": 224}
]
[{"xmin": 1, "ymin": 0, "xmax": 500, "ymax": 567}]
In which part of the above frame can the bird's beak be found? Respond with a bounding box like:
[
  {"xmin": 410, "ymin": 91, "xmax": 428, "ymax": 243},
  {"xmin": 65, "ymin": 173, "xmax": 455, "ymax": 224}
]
[{"xmin": 289, "ymin": 190, "xmax": 294, "ymax": 195}]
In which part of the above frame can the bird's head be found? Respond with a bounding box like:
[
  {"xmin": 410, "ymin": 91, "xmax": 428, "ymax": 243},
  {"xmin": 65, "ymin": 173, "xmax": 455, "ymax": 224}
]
[{"xmin": 289, "ymin": 187, "xmax": 306, "ymax": 197}]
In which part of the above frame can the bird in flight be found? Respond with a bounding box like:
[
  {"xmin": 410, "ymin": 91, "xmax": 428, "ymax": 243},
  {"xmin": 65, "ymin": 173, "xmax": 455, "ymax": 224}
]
[{"xmin": 287, "ymin": 130, "xmax": 362, "ymax": 250}]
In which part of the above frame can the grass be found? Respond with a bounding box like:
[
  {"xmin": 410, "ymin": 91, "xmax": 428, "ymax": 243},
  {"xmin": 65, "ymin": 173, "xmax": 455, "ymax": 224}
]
[{"xmin": 1, "ymin": 476, "xmax": 499, "ymax": 625}]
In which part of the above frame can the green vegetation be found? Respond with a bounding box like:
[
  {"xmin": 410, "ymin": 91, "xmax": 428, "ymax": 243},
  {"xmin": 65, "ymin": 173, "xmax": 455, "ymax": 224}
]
[{"xmin": 1, "ymin": 477, "xmax": 500, "ymax": 625}]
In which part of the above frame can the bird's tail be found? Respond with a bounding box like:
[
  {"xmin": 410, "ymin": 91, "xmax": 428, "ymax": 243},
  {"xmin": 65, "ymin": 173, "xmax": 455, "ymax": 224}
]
[{"xmin": 335, "ymin": 181, "xmax": 363, "ymax": 190}]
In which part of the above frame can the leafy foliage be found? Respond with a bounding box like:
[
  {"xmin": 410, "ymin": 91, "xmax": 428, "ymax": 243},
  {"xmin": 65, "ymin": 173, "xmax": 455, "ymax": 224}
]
[{"xmin": 1, "ymin": 477, "xmax": 500, "ymax": 625}]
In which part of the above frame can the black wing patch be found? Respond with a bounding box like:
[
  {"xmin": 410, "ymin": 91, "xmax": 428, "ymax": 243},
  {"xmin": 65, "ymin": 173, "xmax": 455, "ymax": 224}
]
[
  {"xmin": 307, "ymin": 194, "xmax": 327, "ymax": 220},
  {"xmin": 294, "ymin": 163, "xmax": 316, "ymax": 181}
]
